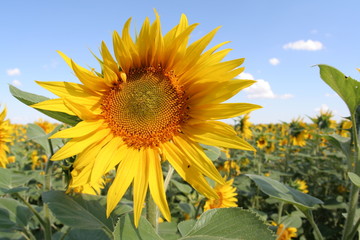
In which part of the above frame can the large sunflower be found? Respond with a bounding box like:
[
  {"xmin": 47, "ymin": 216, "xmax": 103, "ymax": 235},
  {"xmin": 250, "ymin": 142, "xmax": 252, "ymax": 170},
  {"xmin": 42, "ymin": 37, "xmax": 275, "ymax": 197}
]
[
  {"xmin": 32, "ymin": 13, "xmax": 260, "ymax": 226},
  {"xmin": 0, "ymin": 106, "xmax": 11, "ymax": 168}
]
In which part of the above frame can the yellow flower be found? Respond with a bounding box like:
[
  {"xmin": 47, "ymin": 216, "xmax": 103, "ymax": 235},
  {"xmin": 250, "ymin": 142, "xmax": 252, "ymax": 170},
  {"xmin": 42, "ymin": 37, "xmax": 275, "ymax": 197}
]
[
  {"xmin": 256, "ymin": 136, "xmax": 267, "ymax": 149},
  {"xmin": 337, "ymin": 120, "xmax": 352, "ymax": 137},
  {"xmin": 32, "ymin": 12, "xmax": 260, "ymax": 226},
  {"xmin": 0, "ymin": 106, "xmax": 11, "ymax": 168},
  {"xmin": 275, "ymin": 223, "xmax": 297, "ymax": 240},
  {"xmin": 35, "ymin": 118, "xmax": 57, "ymax": 134},
  {"xmin": 235, "ymin": 113, "xmax": 253, "ymax": 139},
  {"xmin": 289, "ymin": 118, "xmax": 307, "ymax": 147},
  {"xmin": 203, "ymin": 178, "xmax": 238, "ymax": 211},
  {"xmin": 222, "ymin": 160, "xmax": 241, "ymax": 176},
  {"xmin": 291, "ymin": 179, "xmax": 309, "ymax": 194}
]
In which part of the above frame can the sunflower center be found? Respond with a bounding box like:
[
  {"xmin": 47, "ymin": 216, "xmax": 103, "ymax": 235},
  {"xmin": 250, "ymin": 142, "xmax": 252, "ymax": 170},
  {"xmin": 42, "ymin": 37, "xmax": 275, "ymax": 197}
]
[{"xmin": 101, "ymin": 67, "xmax": 188, "ymax": 148}]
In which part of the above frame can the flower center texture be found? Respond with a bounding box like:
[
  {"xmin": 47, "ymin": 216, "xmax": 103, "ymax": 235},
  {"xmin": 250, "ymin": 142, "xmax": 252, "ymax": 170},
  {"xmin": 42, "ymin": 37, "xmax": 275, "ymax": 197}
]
[{"xmin": 101, "ymin": 66, "xmax": 188, "ymax": 148}]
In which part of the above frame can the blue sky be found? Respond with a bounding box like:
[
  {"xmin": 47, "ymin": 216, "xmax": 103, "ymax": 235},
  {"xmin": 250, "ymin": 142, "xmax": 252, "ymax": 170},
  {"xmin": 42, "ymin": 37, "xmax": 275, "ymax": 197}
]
[{"xmin": 1, "ymin": 0, "xmax": 359, "ymax": 124}]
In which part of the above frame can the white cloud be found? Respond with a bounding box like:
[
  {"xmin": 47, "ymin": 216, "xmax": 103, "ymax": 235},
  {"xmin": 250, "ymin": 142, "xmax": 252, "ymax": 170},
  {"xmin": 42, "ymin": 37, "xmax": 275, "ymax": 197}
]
[
  {"xmin": 269, "ymin": 58, "xmax": 280, "ymax": 66},
  {"xmin": 325, "ymin": 93, "xmax": 337, "ymax": 97},
  {"xmin": 6, "ymin": 68, "xmax": 21, "ymax": 76},
  {"xmin": 12, "ymin": 80, "xmax": 22, "ymax": 86},
  {"xmin": 283, "ymin": 40, "xmax": 323, "ymax": 51},
  {"xmin": 238, "ymin": 72, "xmax": 294, "ymax": 99},
  {"xmin": 315, "ymin": 104, "xmax": 332, "ymax": 113}
]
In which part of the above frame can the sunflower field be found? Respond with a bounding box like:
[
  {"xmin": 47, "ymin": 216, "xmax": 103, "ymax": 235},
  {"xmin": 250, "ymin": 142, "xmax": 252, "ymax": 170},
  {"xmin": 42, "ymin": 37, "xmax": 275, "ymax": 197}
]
[{"xmin": 1, "ymin": 13, "xmax": 360, "ymax": 240}]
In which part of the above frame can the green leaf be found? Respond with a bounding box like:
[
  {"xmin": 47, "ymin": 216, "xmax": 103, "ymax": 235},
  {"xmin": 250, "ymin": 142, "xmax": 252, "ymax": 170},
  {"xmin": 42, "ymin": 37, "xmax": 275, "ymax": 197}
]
[
  {"xmin": 171, "ymin": 179, "xmax": 193, "ymax": 194},
  {"xmin": 202, "ymin": 145, "xmax": 221, "ymax": 161},
  {"xmin": 113, "ymin": 213, "xmax": 163, "ymax": 240},
  {"xmin": 27, "ymin": 124, "xmax": 64, "ymax": 156},
  {"xmin": 158, "ymin": 222, "xmax": 180, "ymax": 240},
  {"xmin": 317, "ymin": 64, "xmax": 360, "ymax": 115},
  {"xmin": 64, "ymin": 228, "xmax": 112, "ymax": 240},
  {"xmin": 180, "ymin": 208, "xmax": 275, "ymax": 240},
  {"xmin": 42, "ymin": 191, "xmax": 128, "ymax": 233},
  {"xmin": 0, "ymin": 198, "xmax": 33, "ymax": 231},
  {"xmin": 322, "ymin": 134, "xmax": 351, "ymax": 160},
  {"xmin": 0, "ymin": 168, "xmax": 30, "ymax": 194},
  {"xmin": 9, "ymin": 84, "xmax": 81, "ymax": 126},
  {"xmin": 246, "ymin": 174, "xmax": 323, "ymax": 211},
  {"xmin": 178, "ymin": 220, "xmax": 196, "ymax": 237},
  {"xmin": 348, "ymin": 172, "xmax": 360, "ymax": 188}
]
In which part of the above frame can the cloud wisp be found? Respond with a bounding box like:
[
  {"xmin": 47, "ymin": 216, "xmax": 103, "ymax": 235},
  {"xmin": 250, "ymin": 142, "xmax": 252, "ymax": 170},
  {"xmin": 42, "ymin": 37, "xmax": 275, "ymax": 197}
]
[
  {"xmin": 269, "ymin": 58, "xmax": 280, "ymax": 66},
  {"xmin": 238, "ymin": 72, "xmax": 293, "ymax": 99},
  {"xmin": 283, "ymin": 40, "xmax": 323, "ymax": 51},
  {"xmin": 6, "ymin": 68, "xmax": 21, "ymax": 76}
]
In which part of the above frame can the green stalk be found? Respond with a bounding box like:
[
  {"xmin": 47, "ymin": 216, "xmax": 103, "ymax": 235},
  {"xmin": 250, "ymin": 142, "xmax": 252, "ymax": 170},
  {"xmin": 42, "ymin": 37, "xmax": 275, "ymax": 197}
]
[
  {"xmin": 146, "ymin": 163, "xmax": 174, "ymax": 232},
  {"xmin": 277, "ymin": 202, "xmax": 284, "ymax": 224},
  {"xmin": 146, "ymin": 193, "xmax": 158, "ymax": 232},
  {"xmin": 304, "ymin": 209, "xmax": 324, "ymax": 240},
  {"xmin": 43, "ymin": 139, "xmax": 55, "ymax": 240},
  {"xmin": 342, "ymin": 115, "xmax": 360, "ymax": 240}
]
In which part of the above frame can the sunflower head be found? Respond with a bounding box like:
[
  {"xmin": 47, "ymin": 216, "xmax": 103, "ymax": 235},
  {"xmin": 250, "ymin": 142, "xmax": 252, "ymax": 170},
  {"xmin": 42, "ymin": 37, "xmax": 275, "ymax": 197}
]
[
  {"xmin": 203, "ymin": 178, "xmax": 238, "ymax": 212},
  {"xmin": 0, "ymin": 105, "xmax": 11, "ymax": 168},
  {"xmin": 33, "ymin": 12, "xmax": 260, "ymax": 226}
]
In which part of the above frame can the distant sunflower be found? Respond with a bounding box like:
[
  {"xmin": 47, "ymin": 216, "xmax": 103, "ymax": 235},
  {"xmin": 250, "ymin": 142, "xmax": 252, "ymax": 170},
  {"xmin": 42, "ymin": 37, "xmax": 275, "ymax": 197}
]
[
  {"xmin": 289, "ymin": 118, "xmax": 307, "ymax": 147},
  {"xmin": 33, "ymin": 13, "xmax": 260, "ymax": 226},
  {"xmin": 235, "ymin": 113, "xmax": 253, "ymax": 139},
  {"xmin": 203, "ymin": 178, "xmax": 238, "ymax": 211},
  {"xmin": 0, "ymin": 106, "xmax": 11, "ymax": 168},
  {"xmin": 291, "ymin": 179, "xmax": 309, "ymax": 194},
  {"xmin": 273, "ymin": 223, "xmax": 297, "ymax": 240}
]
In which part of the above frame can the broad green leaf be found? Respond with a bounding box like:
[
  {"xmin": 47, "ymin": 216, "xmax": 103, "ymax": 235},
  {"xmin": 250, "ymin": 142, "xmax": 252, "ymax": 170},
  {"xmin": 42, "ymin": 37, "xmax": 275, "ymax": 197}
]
[
  {"xmin": 322, "ymin": 134, "xmax": 351, "ymax": 160},
  {"xmin": 27, "ymin": 124, "xmax": 64, "ymax": 157},
  {"xmin": 42, "ymin": 191, "xmax": 129, "ymax": 232},
  {"xmin": 202, "ymin": 144, "xmax": 221, "ymax": 161},
  {"xmin": 317, "ymin": 64, "xmax": 360, "ymax": 115},
  {"xmin": 113, "ymin": 213, "xmax": 163, "ymax": 240},
  {"xmin": 348, "ymin": 172, "xmax": 360, "ymax": 188},
  {"xmin": 159, "ymin": 222, "xmax": 180, "ymax": 240},
  {"xmin": 246, "ymin": 174, "xmax": 323, "ymax": 211},
  {"xmin": 64, "ymin": 228, "xmax": 112, "ymax": 240},
  {"xmin": 0, "ymin": 168, "xmax": 30, "ymax": 194},
  {"xmin": 171, "ymin": 179, "xmax": 193, "ymax": 194},
  {"xmin": 0, "ymin": 198, "xmax": 33, "ymax": 231},
  {"xmin": 181, "ymin": 208, "xmax": 275, "ymax": 240},
  {"xmin": 9, "ymin": 84, "xmax": 81, "ymax": 126},
  {"xmin": 178, "ymin": 220, "xmax": 196, "ymax": 237}
]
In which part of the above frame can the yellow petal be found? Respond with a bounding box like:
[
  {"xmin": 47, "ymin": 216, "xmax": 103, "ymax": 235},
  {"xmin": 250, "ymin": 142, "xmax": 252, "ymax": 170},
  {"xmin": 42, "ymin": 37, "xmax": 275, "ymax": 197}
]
[
  {"xmin": 189, "ymin": 103, "xmax": 262, "ymax": 120},
  {"xmin": 100, "ymin": 41, "xmax": 119, "ymax": 77},
  {"xmin": 91, "ymin": 137, "xmax": 124, "ymax": 184},
  {"xmin": 63, "ymin": 98, "xmax": 98, "ymax": 120},
  {"xmin": 106, "ymin": 148, "xmax": 139, "ymax": 217},
  {"xmin": 184, "ymin": 121, "xmax": 256, "ymax": 151},
  {"xmin": 51, "ymin": 128, "xmax": 111, "ymax": 160},
  {"xmin": 35, "ymin": 81, "xmax": 100, "ymax": 98},
  {"xmin": 173, "ymin": 135, "xmax": 224, "ymax": 185},
  {"xmin": 162, "ymin": 142, "xmax": 218, "ymax": 199},
  {"xmin": 133, "ymin": 149, "xmax": 149, "ymax": 227},
  {"xmin": 50, "ymin": 119, "xmax": 105, "ymax": 139},
  {"xmin": 147, "ymin": 148, "xmax": 171, "ymax": 222},
  {"xmin": 31, "ymin": 98, "xmax": 75, "ymax": 115},
  {"xmin": 189, "ymin": 79, "xmax": 256, "ymax": 105}
]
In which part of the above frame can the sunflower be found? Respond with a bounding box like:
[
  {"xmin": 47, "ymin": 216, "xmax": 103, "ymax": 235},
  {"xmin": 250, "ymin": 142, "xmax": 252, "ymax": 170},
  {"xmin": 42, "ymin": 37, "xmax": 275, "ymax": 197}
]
[
  {"xmin": 289, "ymin": 118, "xmax": 307, "ymax": 147},
  {"xmin": 273, "ymin": 223, "xmax": 297, "ymax": 240},
  {"xmin": 0, "ymin": 106, "xmax": 11, "ymax": 168},
  {"xmin": 235, "ymin": 113, "xmax": 253, "ymax": 139},
  {"xmin": 34, "ymin": 118, "xmax": 57, "ymax": 134},
  {"xmin": 32, "ymin": 12, "xmax": 260, "ymax": 226},
  {"xmin": 203, "ymin": 178, "xmax": 238, "ymax": 211},
  {"xmin": 290, "ymin": 179, "xmax": 309, "ymax": 194}
]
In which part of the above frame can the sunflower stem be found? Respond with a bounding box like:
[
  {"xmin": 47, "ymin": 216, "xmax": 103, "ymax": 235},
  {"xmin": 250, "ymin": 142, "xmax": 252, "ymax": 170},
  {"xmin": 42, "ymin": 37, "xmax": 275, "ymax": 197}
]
[
  {"xmin": 304, "ymin": 209, "xmax": 324, "ymax": 240},
  {"xmin": 342, "ymin": 113, "xmax": 360, "ymax": 240},
  {"xmin": 146, "ymin": 192, "xmax": 158, "ymax": 232},
  {"xmin": 43, "ymin": 139, "xmax": 55, "ymax": 240}
]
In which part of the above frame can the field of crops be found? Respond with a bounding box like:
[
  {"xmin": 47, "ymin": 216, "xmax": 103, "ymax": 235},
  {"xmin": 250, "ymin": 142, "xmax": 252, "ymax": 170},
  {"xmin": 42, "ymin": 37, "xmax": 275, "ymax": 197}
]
[{"xmin": 0, "ymin": 104, "xmax": 358, "ymax": 239}]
